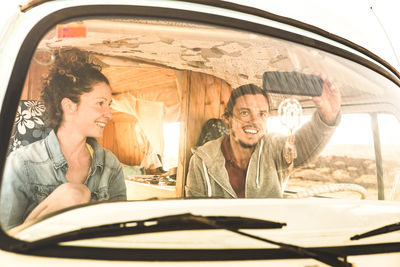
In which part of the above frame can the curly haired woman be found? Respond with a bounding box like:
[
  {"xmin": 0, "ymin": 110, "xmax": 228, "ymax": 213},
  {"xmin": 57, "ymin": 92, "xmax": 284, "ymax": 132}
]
[{"xmin": 1, "ymin": 48, "xmax": 127, "ymax": 232}]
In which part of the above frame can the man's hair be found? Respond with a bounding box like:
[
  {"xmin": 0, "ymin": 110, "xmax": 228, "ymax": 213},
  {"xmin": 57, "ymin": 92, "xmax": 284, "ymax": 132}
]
[{"xmin": 223, "ymin": 84, "xmax": 270, "ymax": 117}]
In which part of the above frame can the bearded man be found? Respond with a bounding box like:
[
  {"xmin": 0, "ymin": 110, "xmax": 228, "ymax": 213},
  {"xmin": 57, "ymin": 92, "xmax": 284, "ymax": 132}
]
[{"xmin": 185, "ymin": 78, "xmax": 341, "ymax": 198}]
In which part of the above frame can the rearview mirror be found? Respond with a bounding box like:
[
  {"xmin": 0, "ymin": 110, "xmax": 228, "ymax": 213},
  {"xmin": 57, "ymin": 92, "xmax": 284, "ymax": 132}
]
[{"xmin": 262, "ymin": 71, "xmax": 323, "ymax": 96}]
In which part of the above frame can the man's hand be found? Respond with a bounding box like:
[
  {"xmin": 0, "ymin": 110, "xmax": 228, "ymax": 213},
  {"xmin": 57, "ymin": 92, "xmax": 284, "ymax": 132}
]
[{"xmin": 312, "ymin": 75, "xmax": 341, "ymax": 125}]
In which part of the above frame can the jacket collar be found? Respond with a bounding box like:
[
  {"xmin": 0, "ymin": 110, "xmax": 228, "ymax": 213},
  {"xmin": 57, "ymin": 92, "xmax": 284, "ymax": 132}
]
[
  {"xmin": 45, "ymin": 130, "xmax": 67, "ymax": 169},
  {"xmin": 86, "ymin": 137, "xmax": 104, "ymax": 173},
  {"xmin": 45, "ymin": 130, "xmax": 104, "ymax": 172}
]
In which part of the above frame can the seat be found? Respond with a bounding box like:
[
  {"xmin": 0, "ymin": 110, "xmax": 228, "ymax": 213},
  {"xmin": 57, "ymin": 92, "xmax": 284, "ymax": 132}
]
[
  {"xmin": 196, "ymin": 118, "xmax": 228, "ymax": 147},
  {"xmin": 8, "ymin": 100, "xmax": 51, "ymax": 154}
]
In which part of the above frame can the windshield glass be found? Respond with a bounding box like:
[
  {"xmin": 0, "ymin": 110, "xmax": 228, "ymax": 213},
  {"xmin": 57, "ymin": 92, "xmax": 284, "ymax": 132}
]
[{"xmin": 2, "ymin": 16, "xmax": 400, "ymax": 244}]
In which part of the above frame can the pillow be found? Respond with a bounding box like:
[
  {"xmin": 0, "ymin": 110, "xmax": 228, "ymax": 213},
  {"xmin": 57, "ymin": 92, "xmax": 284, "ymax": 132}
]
[
  {"xmin": 9, "ymin": 100, "xmax": 51, "ymax": 153},
  {"xmin": 196, "ymin": 118, "xmax": 228, "ymax": 147}
]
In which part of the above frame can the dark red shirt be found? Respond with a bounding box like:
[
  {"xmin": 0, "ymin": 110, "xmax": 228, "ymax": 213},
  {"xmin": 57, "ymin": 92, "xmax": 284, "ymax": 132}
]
[{"xmin": 221, "ymin": 136, "xmax": 247, "ymax": 198}]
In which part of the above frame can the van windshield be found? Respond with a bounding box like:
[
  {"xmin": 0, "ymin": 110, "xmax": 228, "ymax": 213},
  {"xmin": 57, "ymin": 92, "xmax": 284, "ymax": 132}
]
[{"xmin": 2, "ymin": 16, "xmax": 400, "ymax": 240}]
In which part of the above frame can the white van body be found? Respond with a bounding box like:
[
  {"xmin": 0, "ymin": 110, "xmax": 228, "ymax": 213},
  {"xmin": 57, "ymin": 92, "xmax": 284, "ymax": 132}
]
[{"xmin": 1, "ymin": 1, "xmax": 400, "ymax": 266}]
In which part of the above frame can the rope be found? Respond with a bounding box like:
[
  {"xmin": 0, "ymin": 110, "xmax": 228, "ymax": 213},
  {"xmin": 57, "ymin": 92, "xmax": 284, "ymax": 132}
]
[{"xmin": 286, "ymin": 183, "xmax": 367, "ymax": 199}]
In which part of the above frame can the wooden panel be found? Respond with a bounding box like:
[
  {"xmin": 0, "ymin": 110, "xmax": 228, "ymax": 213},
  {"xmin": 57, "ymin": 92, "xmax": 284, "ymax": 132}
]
[
  {"xmin": 21, "ymin": 52, "xmax": 51, "ymax": 100},
  {"xmin": 185, "ymin": 72, "xmax": 232, "ymax": 156},
  {"xmin": 98, "ymin": 112, "xmax": 147, "ymax": 166},
  {"xmin": 102, "ymin": 66, "xmax": 176, "ymax": 95},
  {"xmin": 179, "ymin": 71, "xmax": 233, "ymax": 197},
  {"xmin": 220, "ymin": 80, "xmax": 232, "ymax": 118},
  {"xmin": 98, "ymin": 119, "xmax": 115, "ymax": 151},
  {"xmin": 187, "ymin": 72, "xmax": 207, "ymax": 152},
  {"xmin": 204, "ymin": 75, "xmax": 222, "ymax": 119},
  {"xmin": 175, "ymin": 70, "xmax": 189, "ymax": 197}
]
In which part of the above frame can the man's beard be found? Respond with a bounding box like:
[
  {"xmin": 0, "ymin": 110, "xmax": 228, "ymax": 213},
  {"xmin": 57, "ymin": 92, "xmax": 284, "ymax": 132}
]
[
  {"xmin": 231, "ymin": 130, "xmax": 259, "ymax": 149},
  {"xmin": 238, "ymin": 140, "xmax": 257, "ymax": 149}
]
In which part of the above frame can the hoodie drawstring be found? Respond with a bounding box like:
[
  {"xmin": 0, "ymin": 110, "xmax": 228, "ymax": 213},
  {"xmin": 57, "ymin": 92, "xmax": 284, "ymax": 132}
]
[
  {"xmin": 256, "ymin": 139, "xmax": 263, "ymax": 188},
  {"xmin": 202, "ymin": 161, "xmax": 212, "ymax": 197}
]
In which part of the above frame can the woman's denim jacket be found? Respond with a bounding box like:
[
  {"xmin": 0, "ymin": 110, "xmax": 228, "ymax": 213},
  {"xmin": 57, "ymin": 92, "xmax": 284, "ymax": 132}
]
[{"xmin": 0, "ymin": 130, "xmax": 127, "ymax": 230}]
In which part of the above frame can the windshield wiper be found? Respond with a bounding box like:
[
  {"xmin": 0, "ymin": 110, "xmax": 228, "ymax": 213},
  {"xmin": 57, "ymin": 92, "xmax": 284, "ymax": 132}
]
[
  {"xmin": 14, "ymin": 213, "xmax": 285, "ymax": 251},
  {"xmin": 190, "ymin": 215, "xmax": 353, "ymax": 267},
  {"xmin": 15, "ymin": 213, "xmax": 352, "ymax": 266},
  {"xmin": 350, "ymin": 221, "xmax": 400, "ymax": 241}
]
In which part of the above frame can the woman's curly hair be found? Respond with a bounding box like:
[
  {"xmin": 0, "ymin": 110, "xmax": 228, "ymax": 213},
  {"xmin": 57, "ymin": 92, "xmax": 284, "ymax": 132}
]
[{"xmin": 41, "ymin": 48, "xmax": 110, "ymax": 130}]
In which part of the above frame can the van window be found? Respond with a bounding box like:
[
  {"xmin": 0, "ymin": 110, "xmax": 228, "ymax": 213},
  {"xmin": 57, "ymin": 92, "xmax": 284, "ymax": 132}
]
[{"xmin": 3, "ymin": 15, "xmax": 400, "ymax": 236}]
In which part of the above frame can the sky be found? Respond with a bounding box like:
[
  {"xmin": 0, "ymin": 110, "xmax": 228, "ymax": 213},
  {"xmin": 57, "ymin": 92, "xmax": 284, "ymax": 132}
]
[
  {"xmin": 224, "ymin": 0, "xmax": 400, "ymax": 70},
  {"xmin": 268, "ymin": 113, "xmax": 400, "ymax": 145},
  {"xmin": 370, "ymin": 0, "xmax": 400, "ymax": 68}
]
